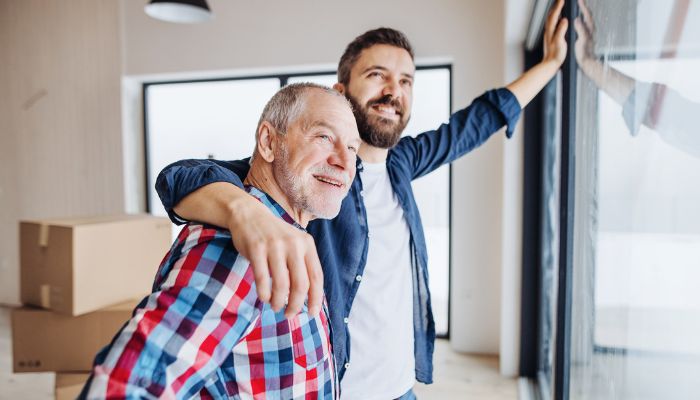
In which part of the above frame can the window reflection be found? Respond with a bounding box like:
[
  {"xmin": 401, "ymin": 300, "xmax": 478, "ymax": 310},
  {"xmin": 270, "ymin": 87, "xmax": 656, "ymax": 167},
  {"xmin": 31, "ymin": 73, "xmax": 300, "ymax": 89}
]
[{"xmin": 569, "ymin": 0, "xmax": 700, "ymax": 398}]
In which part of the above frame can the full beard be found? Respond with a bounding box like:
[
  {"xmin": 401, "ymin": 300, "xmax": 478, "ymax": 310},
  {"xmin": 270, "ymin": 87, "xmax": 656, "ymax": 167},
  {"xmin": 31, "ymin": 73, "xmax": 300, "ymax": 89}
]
[{"xmin": 347, "ymin": 93, "xmax": 409, "ymax": 149}]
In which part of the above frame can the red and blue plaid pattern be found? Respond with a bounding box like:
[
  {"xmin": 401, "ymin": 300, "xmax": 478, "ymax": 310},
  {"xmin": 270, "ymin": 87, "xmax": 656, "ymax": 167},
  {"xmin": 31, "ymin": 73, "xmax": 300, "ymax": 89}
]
[{"xmin": 83, "ymin": 187, "xmax": 337, "ymax": 399}]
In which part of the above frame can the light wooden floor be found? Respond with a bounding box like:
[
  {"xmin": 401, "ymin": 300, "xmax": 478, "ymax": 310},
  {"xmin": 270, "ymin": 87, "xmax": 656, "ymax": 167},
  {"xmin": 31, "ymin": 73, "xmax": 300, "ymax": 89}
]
[
  {"xmin": 413, "ymin": 340, "xmax": 518, "ymax": 400},
  {"xmin": 1, "ymin": 306, "xmax": 517, "ymax": 399}
]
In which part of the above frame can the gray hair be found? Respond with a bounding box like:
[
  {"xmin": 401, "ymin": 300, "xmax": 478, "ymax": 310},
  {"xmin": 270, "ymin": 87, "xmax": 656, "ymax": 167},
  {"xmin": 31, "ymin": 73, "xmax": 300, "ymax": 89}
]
[{"xmin": 251, "ymin": 82, "xmax": 350, "ymax": 162}]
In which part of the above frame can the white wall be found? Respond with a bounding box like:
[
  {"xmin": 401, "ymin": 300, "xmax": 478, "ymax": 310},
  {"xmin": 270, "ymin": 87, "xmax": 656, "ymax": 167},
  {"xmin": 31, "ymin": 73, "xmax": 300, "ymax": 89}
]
[
  {"xmin": 500, "ymin": 0, "xmax": 533, "ymax": 378},
  {"xmin": 121, "ymin": 0, "xmax": 509, "ymax": 355}
]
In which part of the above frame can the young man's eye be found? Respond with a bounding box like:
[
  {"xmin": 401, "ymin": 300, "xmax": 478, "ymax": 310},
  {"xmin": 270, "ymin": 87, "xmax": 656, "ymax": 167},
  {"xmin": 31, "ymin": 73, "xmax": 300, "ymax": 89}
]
[{"xmin": 401, "ymin": 79, "xmax": 413, "ymax": 87}]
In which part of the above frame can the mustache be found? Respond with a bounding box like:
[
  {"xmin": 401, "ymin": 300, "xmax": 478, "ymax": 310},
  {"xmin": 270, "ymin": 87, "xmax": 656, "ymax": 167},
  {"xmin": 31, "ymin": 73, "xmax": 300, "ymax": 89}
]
[
  {"xmin": 367, "ymin": 94, "xmax": 403, "ymax": 116},
  {"xmin": 311, "ymin": 165, "xmax": 352, "ymax": 187}
]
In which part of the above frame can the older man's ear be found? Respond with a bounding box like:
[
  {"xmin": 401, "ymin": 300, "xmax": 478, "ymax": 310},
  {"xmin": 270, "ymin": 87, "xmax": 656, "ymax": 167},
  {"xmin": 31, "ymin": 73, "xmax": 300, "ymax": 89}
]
[{"xmin": 255, "ymin": 121, "xmax": 278, "ymax": 163}]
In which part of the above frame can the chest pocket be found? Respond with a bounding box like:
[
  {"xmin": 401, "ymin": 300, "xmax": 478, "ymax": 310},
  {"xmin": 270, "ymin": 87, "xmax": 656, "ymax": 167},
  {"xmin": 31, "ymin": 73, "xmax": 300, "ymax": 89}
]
[{"xmin": 288, "ymin": 306, "xmax": 332, "ymax": 370}]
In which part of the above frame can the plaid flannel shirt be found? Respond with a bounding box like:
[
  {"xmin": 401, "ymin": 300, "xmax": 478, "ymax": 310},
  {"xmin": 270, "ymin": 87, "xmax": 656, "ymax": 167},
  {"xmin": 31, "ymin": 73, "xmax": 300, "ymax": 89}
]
[{"xmin": 82, "ymin": 187, "xmax": 337, "ymax": 399}]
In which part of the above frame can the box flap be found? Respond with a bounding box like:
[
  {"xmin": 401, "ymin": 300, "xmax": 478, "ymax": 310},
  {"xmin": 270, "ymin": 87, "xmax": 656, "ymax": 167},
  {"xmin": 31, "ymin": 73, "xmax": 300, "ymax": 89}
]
[{"xmin": 20, "ymin": 214, "xmax": 164, "ymax": 227}]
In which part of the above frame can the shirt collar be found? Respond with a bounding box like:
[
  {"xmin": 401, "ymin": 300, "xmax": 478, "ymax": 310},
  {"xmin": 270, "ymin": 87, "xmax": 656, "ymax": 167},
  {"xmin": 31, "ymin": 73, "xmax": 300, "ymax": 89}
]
[{"xmin": 245, "ymin": 185, "xmax": 306, "ymax": 231}]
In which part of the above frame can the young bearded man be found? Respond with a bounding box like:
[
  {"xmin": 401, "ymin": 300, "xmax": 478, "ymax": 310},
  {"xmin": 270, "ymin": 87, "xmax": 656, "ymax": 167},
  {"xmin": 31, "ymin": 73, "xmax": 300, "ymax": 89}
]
[
  {"xmin": 156, "ymin": 2, "xmax": 568, "ymax": 398},
  {"xmin": 80, "ymin": 83, "xmax": 360, "ymax": 399}
]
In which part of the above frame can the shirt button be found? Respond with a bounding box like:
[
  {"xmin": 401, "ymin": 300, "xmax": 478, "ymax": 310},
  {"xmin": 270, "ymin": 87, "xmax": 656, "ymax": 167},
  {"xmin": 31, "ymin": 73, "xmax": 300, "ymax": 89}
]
[
  {"xmin": 344, "ymin": 317, "xmax": 349, "ymax": 324},
  {"xmin": 355, "ymin": 275, "xmax": 362, "ymax": 282},
  {"xmin": 344, "ymin": 363, "xmax": 350, "ymax": 369},
  {"xmin": 360, "ymin": 190, "xmax": 365, "ymax": 197},
  {"xmin": 367, "ymin": 232, "xmax": 372, "ymax": 238}
]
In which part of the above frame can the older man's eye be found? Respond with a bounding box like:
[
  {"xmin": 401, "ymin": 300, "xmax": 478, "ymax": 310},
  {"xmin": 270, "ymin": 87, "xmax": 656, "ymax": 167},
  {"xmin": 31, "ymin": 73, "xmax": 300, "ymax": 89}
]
[
  {"xmin": 348, "ymin": 146, "xmax": 358, "ymax": 154},
  {"xmin": 318, "ymin": 135, "xmax": 331, "ymax": 142}
]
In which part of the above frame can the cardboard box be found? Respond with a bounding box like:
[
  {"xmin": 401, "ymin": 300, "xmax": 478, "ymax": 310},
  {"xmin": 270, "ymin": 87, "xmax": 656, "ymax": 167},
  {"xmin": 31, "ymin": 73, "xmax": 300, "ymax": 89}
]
[
  {"xmin": 11, "ymin": 300, "xmax": 138, "ymax": 373},
  {"xmin": 20, "ymin": 214, "xmax": 171, "ymax": 316},
  {"xmin": 55, "ymin": 373, "xmax": 90, "ymax": 400}
]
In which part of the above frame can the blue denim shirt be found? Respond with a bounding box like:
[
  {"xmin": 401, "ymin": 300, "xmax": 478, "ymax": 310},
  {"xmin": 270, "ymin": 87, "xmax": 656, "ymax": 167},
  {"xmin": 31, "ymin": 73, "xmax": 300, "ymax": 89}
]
[{"xmin": 156, "ymin": 88, "xmax": 521, "ymax": 384}]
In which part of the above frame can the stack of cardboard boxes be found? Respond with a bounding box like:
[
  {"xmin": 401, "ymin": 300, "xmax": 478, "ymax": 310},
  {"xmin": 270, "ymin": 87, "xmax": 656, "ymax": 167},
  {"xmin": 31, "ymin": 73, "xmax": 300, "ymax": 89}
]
[{"xmin": 11, "ymin": 215, "xmax": 172, "ymax": 399}]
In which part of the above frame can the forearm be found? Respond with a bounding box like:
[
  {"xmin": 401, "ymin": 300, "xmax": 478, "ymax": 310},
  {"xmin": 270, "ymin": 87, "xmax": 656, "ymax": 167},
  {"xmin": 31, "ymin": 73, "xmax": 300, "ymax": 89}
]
[
  {"xmin": 174, "ymin": 182, "xmax": 259, "ymax": 229},
  {"xmin": 578, "ymin": 58, "xmax": 635, "ymax": 105},
  {"xmin": 506, "ymin": 60, "xmax": 561, "ymax": 108},
  {"xmin": 156, "ymin": 158, "xmax": 250, "ymax": 224},
  {"xmin": 158, "ymin": 157, "xmax": 322, "ymax": 317},
  {"xmin": 405, "ymin": 88, "xmax": 521, "ymax": 179}
]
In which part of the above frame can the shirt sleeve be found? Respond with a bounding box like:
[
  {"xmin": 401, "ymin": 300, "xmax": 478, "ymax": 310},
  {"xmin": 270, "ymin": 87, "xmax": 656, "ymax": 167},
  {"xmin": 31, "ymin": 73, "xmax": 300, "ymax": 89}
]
[
  {"xmin": 622, "ymin": 82, "xmax": 700, "ymax": 158},
  {"xmin": 156, "ymin": 159, "xmax": 252, "ymax": 224},
  {"xmin": 83, "ymin": 226, "xmax": 259, "ymax": 399},
  {"xmin": 392, "ymin": 88, "xmax": 522, "ymax": 180},
  {"xmin": 621, "ymin": 81, "xmax": 654, "ymax": 137}
]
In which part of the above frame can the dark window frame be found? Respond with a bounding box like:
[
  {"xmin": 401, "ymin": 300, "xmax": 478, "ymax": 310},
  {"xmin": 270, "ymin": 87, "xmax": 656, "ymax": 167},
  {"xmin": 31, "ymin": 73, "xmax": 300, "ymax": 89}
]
[
  {"xmin": 552, "ymin": 3, "xmax": 579, "ymax": 399},
  {"xmin": 520, "ymin": 1, "xmax": 578, "ymax": 399}
]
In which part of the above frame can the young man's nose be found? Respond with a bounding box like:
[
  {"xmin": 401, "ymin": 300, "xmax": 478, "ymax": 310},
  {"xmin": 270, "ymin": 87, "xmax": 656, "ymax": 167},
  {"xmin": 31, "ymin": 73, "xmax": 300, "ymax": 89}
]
[{"xmin": 381, "ymin": 78, "xmax": 402, "ymax": 99}]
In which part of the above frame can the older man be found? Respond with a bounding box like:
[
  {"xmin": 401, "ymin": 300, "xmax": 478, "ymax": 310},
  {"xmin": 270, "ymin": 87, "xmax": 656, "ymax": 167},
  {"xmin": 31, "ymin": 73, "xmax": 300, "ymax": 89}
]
[{"xmin": 80, "ymin": 83, "xmax": 360, "ymax": 399}]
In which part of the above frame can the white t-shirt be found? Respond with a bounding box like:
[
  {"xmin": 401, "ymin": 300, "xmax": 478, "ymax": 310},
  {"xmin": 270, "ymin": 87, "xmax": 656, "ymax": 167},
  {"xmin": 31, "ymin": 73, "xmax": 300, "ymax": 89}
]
[{"xmin": 340, "ymin": 161, "xmax": 415, "ymax": 400}]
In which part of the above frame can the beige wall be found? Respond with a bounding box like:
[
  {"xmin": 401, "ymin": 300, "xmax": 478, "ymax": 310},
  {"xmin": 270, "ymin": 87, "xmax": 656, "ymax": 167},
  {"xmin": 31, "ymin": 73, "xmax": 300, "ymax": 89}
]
[
  {"xmin": 121, "ymin": 0, "xmax": 509, "ymax": 354},
  {"xmin": 0, "ymin": 0, "xmax": 124, "ymax": 305}
]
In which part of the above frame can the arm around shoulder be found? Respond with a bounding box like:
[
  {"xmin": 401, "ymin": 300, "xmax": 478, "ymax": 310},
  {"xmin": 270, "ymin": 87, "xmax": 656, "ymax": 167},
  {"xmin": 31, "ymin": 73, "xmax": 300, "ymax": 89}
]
[{"xmin": 156, "ymin": 158, "xmax": 251, "ymax": 224}]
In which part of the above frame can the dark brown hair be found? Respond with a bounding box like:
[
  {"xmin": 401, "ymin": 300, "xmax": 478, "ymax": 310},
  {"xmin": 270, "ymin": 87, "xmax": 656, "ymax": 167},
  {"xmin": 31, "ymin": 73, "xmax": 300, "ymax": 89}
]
[{"xmin": 337, "ymin": 28, "xmax": 414, "ymax": 85}]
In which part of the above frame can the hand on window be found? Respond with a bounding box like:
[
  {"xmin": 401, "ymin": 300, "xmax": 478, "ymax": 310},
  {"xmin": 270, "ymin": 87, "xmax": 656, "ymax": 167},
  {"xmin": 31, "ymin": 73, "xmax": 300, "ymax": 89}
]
[{"xmin": 543, "ymin": 0, "xmax": 569, "ymax": 67}]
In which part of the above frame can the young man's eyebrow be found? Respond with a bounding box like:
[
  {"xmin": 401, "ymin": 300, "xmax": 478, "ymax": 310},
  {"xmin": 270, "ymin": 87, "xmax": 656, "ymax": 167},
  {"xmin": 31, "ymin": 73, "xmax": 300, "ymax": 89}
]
[
  {"xmin": 360, "ymin": 65, "xmax": 389, "ymax": 75},
  {"xmin": 360, "ymin": 65, "xmax": 414, "ymax": 80}
]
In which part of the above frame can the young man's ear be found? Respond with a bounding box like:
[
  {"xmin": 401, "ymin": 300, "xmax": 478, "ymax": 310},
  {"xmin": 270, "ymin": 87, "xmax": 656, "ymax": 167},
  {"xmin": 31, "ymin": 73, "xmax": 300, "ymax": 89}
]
[
  {"xmin": 256, "ymin": 121, "xmax": 278, "ymax": 162},
  {"xmin": 333, "ymin": 82, "xmax": 345, "ymax": 95}
]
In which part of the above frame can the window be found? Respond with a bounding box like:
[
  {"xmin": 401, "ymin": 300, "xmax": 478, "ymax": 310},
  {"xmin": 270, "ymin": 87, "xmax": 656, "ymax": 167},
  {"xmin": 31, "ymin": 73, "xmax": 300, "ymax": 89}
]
[
  {"xmin": 145, "ymin": 77, "xmax": 280, "ymax": 219},
  {"xmin": 143, "ymin": 66, "xmax": 452, "ymax": 336},
  {"xmin": 569, "ymin": 3, "xmax": 700, "ymax": 396},
  {"xmin": 524, "ymin": 1, "xmax": 700, "ymax": 399}
]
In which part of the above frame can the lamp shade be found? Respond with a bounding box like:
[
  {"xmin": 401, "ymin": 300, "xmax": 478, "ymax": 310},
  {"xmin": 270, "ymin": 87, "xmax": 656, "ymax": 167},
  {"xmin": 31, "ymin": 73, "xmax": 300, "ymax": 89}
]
[{"xmin": 145, "ymin": 0, "xmax": 212, "ymax": 24}]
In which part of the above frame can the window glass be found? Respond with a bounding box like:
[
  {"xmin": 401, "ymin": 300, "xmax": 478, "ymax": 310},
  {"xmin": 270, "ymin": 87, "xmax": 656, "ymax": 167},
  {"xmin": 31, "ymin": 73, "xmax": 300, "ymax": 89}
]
[
  {"xmin": 403, "ymin": 68, "xmax": 451, "ymax": 336},
  {"xmin": 569, "ymin": 1, "xmax": 700, "ymax": 398},
  {"xmin": 145, "ymin": 78, "xmax": 280, "ymax": 238}
]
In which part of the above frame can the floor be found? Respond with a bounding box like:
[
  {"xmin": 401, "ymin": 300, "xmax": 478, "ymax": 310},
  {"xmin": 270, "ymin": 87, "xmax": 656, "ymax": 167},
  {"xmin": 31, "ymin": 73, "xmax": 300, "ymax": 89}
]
[
  {"xmin": 1, "ymin": 306, "xmax": 518, "ymax": 399},
  {"xmin": 412, "ymin": 340, "xmax": 518, "ymax": 400},
  {"xmin": 568, "ymin": 344, "xmax": 700, "ymax": 400}
]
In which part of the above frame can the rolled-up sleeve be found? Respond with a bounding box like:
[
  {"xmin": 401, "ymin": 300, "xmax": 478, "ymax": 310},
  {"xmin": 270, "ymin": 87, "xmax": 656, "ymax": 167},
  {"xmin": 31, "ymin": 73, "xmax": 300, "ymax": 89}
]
[
  {"xmin": 393, "ymin": 87, "xmax": 522, "ymax": 180},
  {"xmin": 156, "ymin": 159, "xmax": 251, "ymax": 224}
]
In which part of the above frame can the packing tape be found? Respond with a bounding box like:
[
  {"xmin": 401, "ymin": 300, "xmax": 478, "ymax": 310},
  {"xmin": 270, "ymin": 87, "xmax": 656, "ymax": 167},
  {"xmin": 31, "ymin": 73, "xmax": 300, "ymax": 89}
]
[
  {"xmin": 40, "ymin": 284, "xmax": 51, "ymax": 308},
  {"xmin": 38, "ymin": 224, "xmax": 49, "ymax": 247}
]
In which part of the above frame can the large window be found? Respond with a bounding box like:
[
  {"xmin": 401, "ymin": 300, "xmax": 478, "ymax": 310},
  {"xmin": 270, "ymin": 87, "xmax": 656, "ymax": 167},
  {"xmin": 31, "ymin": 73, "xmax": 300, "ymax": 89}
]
[
  {"xmin": 568, "ymin": 1, "xmax": 700, "ymax": 397},
  {"xmin": 524, "ymin": 1, "xmax": 700, "ymax": 399},
  {"xmin": 143, "ymin": 66, "xmax": 452, "ymax": 336}
]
